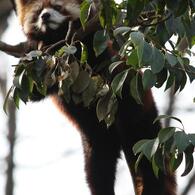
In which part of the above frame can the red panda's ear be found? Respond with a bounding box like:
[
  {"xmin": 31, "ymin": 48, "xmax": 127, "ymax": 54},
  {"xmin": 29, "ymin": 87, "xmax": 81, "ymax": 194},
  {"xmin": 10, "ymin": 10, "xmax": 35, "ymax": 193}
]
[
  {"xmin": 15, "ymin": 0, "xmax": 31, "ymax": 7},
  {"xmin": 14, "ymin": 0, "xmax": 31, "ymax": 13}
]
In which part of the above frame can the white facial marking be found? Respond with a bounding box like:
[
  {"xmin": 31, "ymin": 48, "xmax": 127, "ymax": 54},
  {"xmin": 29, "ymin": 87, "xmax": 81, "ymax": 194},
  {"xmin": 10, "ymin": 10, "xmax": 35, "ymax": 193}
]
[{"xmin": 37, "ymin": 8, "xmax": 66, "ymax": 31}]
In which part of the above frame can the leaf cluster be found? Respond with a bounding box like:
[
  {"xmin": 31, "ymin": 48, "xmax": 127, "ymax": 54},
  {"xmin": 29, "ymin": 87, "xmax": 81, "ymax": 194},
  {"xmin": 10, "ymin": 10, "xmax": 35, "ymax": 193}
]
[
  {"xmin": 133, "ymin": 115, "xmax": 195, "ymax": 177},
  {"xmin": 4, "ymin": 41, "xmax": 119, "ymax": 127}
]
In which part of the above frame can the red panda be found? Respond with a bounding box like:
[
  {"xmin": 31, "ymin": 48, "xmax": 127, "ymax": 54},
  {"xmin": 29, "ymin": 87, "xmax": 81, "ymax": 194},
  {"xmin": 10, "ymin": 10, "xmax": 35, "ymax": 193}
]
[{"xmin": 12, "ymin": 0, "xmax": 176, "ymax": 195}]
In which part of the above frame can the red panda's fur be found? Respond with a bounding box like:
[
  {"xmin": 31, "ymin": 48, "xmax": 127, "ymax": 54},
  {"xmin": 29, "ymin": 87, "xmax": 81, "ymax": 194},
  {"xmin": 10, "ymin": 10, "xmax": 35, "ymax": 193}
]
[{"xmin": 12, "ymin": 0, "xmax": 176, "ymax": 195}]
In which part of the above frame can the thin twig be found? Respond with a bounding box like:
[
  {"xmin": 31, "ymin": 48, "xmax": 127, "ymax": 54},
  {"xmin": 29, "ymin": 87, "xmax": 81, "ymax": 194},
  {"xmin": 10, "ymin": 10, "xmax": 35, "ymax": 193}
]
[{"xmin": 138, "ymin": 13, "xmax": 172, "ymax": 27}]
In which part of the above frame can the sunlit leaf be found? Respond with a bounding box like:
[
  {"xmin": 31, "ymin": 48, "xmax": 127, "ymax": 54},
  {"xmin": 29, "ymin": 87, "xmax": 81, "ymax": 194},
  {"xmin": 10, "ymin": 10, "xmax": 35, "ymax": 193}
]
[
  {"xmin": 158, "ymin": 127, "xmax": 176, "ymax": 143},
  {"xmin": 71, "ymin": 71, "xmax": 90, "ymax": 94},
  {"xmin": 80, "ymin": 0, "xmax": 92, "ymax": 29}
]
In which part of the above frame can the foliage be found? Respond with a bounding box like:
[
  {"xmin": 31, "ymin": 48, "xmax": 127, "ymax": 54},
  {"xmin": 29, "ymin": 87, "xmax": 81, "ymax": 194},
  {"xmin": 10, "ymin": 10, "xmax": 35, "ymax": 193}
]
[
  {"xmin": 133, "ymin": 115, "xmax": 195, "ymax": 177},
  {"xmin": 3, "ymin": 0, "xmax": 195, "ymax": 176}
]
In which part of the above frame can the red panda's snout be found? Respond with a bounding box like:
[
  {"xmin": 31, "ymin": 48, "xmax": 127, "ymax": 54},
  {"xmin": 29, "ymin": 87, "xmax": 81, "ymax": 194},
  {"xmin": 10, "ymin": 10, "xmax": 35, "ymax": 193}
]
[{"xmin": 37, "ymin": 8, "xmax": 67, "ymax": 32}]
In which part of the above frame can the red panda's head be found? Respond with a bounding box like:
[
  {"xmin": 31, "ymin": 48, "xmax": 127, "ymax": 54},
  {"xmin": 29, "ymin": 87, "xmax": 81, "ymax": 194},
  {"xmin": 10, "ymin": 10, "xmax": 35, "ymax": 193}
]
[{"xmin": 15, "ymin": 0, "xmax": 82, "ymax": 44}]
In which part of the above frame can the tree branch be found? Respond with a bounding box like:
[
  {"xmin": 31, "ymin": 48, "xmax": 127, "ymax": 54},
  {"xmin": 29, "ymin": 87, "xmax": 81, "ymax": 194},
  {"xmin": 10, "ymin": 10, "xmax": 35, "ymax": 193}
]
[
  {"xmin": 0, "ymin": 41, "xmax": 36, "ymax": 58},
  {"xmin": 181, "ymin": 171, "xmax": 195, "ymax": 195}
]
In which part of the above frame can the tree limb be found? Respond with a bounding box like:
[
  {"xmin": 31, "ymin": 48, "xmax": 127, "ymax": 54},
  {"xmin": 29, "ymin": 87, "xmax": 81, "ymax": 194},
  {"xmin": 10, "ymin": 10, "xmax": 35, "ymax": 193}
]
[
  {"xmin": 181, "ymin": 171, "xmax": 195, "ymax": 195},
  {"xmin": 0, "ymin": 41, "xmax": 36, "ymax": 58}
]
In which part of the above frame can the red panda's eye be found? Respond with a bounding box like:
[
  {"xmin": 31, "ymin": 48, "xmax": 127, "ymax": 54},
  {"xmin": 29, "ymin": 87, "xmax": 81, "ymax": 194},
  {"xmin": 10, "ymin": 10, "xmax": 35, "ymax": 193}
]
[{"xmin": 53, "ymin": 5, "xmax": 61, "ymax": 11}]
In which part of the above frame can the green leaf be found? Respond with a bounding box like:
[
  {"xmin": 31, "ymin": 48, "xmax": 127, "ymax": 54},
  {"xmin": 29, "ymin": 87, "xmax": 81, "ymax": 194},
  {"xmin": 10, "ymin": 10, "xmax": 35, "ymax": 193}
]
[
  {"xmin": 179, "ymin": 72, "xmax": 187, "ymax": 92},
  {"xmin": 133, "ymin": 139, "xmax": 150, "ymax": 155},
  {"xmin": 127, "ymin": 0, "xmax": 144, "ymax": 23},
  {"xmin": 177, "ymin": 56, "xmax": 184, "ymax": 66},
  {"xmin": 170, "ymin": 153, "xmax": 183, "ymax": 172},
  {"xmin": 99, "ymin": 0, "xmax": 117, "ymax": 29},
  {"xmin": 96, "ymin": 92, "xmax": 112, "ymax": 122},
  {"xmin": 28, "ymin": 76, "xmax": 34, "ymax": 93},
  {"xmin": 71, "ymin": 71, "xmax": 90, "ymax": 94},
  {"xmin": 158, "ymin": 127, "xmax": 175, "ymax": 143},
  {"xmin": 165, "ymin": 73, "xmax": 175, "ymax": 91},
  {"xmin": 13, "ymin": 89, "xmax": 20, "ymax": 109},
  {"xmin": 80, "ymin": 43, "xmax": 88, "ymax": 64},
  {"xmin": 111, "ymin": 69, "xmax": 129, "ymax": 97},
  {"xmin": 152, "ymin": 156, "xmax": 159, "ymax": 178},
  {"xmin": 80, "ymin": 0, "xmax": 92, "ymax": 29},
  {"xmin": 127, "ymin": 49, "xmax": 139, "ymax": 68},
  {"xmin": 19, "ymin": 74, "xmax": 33, "ymax": 102},
  {"xmin": 130, "ymin": 72, "xmax": 144, "ymax": 104},
  {"xmin": 135, "ymin": 153, "xmax": 143, "ymax": 173},
  {"xmin": 70, "ymin": 61, "xmax": 80, "ymax": 81},
  {"xmin": 156, "ymin": 23, "xmax": 171, "ymax": 45},
  {"xmin": 62, "ymin": 78, "xmax": 73, "ymax": 103},
  {"xmin": 3, "ymin": 86, "xmax": 14, "ymax": 114},
  {"xmin": 150, "ymin": 47, "xmax": 165, "ymax": 73},
  {"xmin": 130, "ymin": 31, "xmax": 144, "ymax": 46},
  {"xmin": 142, "ymin": 138, "xmax": 159, "ymax": 161},
  {"xmin": 14, "ymin": 64, "xmax": 25, "ymax": 76},
  {"xmin": 138, "ymin": 41, "xmax": 153, "ymax": 66},
  {"xmin": 31, "ymin": 58, "xmax": 47, "ymax": 83},
  {"xmin": 155, "ymin": 69, "xmax": 168, "ymax": 88},
  {"xmin": 82, "ymin": 79, "xmax": 97, "ymax": 107},
  {"xmin": 174, "ymin": 0, "xmax": 189, "ymax": 17},
  {"xmin": 63, "ymin": 45, "xmax": 77, "ymax": 55},
  {"xmin": 109, "ymin": 61, "xmax": 124, "ymax": 73},
  {"xmin": 13, "ymin": 70, "xmax": 25, "ymax": 89},
  {"xmin": 154, "ymin": 148, "xmax": 165, "ymax": 171},
  {"xmin": 153, "ymin": 115, "xmax": 184, "ymax": 129},
  {"xmin": 142, "ymin": 69, "xmax": 157, "ymax": 90},
  {"xmin": 113, "ymin": 26, "xmax": 131, "ymax": 36},
  {"xmin": 181, "ymin": 145, "xmax": 194, "ymax": 176},
  {"xmin": 188, "ymin": 134, "xmax": 195, "ymax": 146},
  {"xmin": 36, "ymin": 83, "xmax": 47, "ymax": 97},
  {"xmin": 93, "ymin": 30, "xmax": 109, "ymax": 56},
  {"xmin": 186, "ymin": 65, "xmax": 195, "ymax": 83},
  {"xmin": 22, "ymin": 50, "xmax": 42, "ymax": 61},
  {"xmin": 104, "ymin": 98, "xmax": 118, "ymax": 127},
  {"xmin": 174, "ymin": 131, "xmax": 190, "ymax": 153},
  {"xmin": 165, "ymin": 53, "xmax": 178, "ymax": 67},
  {"xmin": 130, "ymin": 32, "xmax": 153, "ymax": 67}
]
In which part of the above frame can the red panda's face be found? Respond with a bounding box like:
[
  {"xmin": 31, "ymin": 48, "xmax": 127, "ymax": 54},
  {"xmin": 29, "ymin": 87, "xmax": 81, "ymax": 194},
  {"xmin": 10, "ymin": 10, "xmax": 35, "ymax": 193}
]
[{"xmin": 15, "ymin": 0, "xmax": 82, "ymax": 42}]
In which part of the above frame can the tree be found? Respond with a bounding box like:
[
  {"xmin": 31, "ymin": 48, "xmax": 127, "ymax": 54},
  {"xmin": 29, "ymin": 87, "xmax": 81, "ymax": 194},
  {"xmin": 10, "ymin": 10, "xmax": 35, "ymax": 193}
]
[
  {"xmin": 1, "ymin": 0, "xmax": 195, "ymax": 187},
  {"xmin": 0, "ymin": 1, "xmax": 17, "ymax": 195}
]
